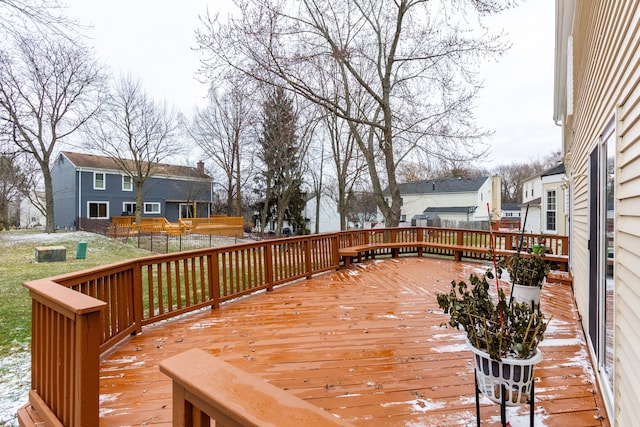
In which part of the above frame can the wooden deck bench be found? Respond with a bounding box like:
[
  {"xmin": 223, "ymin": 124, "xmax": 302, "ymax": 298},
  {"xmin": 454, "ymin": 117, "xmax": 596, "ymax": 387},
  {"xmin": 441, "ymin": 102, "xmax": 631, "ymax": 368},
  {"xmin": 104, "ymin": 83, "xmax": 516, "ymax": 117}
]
[
  {"xmin": 339, "ymin": 241, "xmax": 569, "ymax": 272},
  {"xmin": 160, "ymin": 348, "xmax": 353, "ymax": 427},
  {"xmin": 339, "ymin": 242, "xmax": 426, "ymax": 267}
]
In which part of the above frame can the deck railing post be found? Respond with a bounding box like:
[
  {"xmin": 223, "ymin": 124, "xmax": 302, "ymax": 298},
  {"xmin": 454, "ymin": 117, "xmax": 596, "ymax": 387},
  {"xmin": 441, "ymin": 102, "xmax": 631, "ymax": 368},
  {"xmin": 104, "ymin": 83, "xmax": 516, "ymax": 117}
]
[
  {"xmin": 132, "ymin": 261, "xmax": 144, "ymax": 333},
  {"xmin": 75, "ymin": 308, "xmax": 103, "ymax": 427},
  {"xmin": 305, "ymin": 237, "xmax": 313, "ymax": 279},
  {"xmin": 417, "ymin": 227, "xmax": 424, "ymax": 257},
  {"xmin": 265, "ymin": 244, "xmax": 274, "ymax": 291},
  {"xmin": 209, "ymin": 251, "xmax": 220, "ymax": 309},
  {"xmin": 332, "ymin": 234, "xmax": 341, "ymax": 269},
  {"xmin": 24, "ymin": 281, "xmax": 106, "ymax": 427},
  {"xmin": 455, "ymin": 230, "xmax": 464, "ymax": 261}
]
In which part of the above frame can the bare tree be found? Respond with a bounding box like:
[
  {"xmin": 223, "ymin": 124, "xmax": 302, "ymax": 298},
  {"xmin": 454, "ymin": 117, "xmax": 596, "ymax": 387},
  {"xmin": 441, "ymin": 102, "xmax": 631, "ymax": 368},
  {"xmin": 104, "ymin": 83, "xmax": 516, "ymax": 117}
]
[
  {"xmin": 321, "ymin": 113, "xmax": 367, "ymax": 230},
  {"xmin": 189, "ymin": 76, "xmax": 256, "ymax": 216},
  {"xmin": 0, "ymin": 34, "xmax": 104, "ymax": 232},
  {"xmin": 0, "ymin": 152, "xmax": 29, "ymax": 228},
  {"xmin": 0, "ymin": 0, "xmax": 78, "ymax": 39},
  {"xmin": 84, "ymin": 75, "xmax": 181, "ymax": 224},
  {"xmin": 196, "ymin": 0, "xmax": 511, "ymax": 226},
  {"xmin": 496, "ymin": 150, "xmax": 561, "ymax": 203}
]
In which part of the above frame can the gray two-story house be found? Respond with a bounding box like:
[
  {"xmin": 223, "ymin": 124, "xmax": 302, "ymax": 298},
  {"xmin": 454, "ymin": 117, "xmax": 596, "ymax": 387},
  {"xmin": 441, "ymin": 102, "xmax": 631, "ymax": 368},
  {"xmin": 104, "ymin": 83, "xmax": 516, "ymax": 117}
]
[{"xmin": 51, "ymin": 151, "xmax": 213, "ymax": 229}]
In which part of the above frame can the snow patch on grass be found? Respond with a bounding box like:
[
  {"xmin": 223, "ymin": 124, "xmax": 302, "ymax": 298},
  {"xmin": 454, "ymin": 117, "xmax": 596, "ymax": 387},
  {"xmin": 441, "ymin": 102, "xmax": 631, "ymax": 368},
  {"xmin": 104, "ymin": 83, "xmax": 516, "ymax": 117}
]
[{"xmin": 0, "ymin": 351, "xmax": 31, "ymax": 427}]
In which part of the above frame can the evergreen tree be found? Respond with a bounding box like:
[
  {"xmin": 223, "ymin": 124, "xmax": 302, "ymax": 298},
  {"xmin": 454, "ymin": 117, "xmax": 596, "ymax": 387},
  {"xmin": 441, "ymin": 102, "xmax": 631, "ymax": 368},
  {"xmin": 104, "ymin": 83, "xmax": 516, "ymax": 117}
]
[{"xmin": 255, "ymin": 88, "xmax": 304, "ymax": 236}]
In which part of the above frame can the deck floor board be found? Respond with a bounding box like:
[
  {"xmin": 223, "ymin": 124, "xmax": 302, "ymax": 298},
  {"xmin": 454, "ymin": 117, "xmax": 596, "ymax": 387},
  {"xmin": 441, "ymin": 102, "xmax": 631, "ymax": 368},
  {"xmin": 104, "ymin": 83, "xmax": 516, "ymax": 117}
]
[{"xmin": 99, "ymin": 257, "xmax": 609, "ymax": 426}]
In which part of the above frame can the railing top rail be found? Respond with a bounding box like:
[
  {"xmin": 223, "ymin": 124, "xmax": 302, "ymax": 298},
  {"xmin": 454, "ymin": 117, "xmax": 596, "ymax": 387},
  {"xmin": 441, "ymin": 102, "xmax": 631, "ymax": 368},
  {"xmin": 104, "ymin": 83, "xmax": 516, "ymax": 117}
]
[{"xmin": 24, "ymin": 278, "xmax": 106, "ymax": 318}]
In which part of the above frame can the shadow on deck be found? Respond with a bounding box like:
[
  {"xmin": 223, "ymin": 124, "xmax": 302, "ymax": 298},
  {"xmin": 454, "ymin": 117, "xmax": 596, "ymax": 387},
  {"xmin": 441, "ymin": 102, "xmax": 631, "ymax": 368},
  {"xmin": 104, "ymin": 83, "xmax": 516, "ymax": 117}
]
[{"xmin": 98, "ymin": 257, "xmax": 608, "ymax": 426}]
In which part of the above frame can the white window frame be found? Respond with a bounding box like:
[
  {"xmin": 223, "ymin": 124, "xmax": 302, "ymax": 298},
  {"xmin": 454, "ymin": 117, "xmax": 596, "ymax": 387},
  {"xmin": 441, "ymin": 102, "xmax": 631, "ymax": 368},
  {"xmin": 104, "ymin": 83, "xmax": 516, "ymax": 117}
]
[
  {"xmin": 122, "ymin": 175, "xmax": 133, "ymax": 192},
  {"xmin": 545, "ymin": 189, "xmax": 557, "ymax": 232},
  {"xmin": 87, "ymin": 201, "xmax": 109, "ymax": 219},
  {"xmin": 143, "ymin": 202, "xmax": 161, "ymax": 214},
  {"xmin": 93, "ymin": 172, "xmax": 105, "ymax": 190}
]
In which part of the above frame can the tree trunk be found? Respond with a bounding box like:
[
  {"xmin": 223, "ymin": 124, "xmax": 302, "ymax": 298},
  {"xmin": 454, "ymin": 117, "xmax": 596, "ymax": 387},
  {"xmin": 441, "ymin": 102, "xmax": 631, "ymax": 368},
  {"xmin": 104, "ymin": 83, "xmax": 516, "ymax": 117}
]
[
  {"xmin": 135, "ymin": 184, "xmax": 144, "ymax": 225},
  {"xmin": 42, "ymin": 164, "xmax": 55, "ymax": 233},
  {"xmin": 235, "ymin": 144, "xmax": 242, "ymax": 217}
]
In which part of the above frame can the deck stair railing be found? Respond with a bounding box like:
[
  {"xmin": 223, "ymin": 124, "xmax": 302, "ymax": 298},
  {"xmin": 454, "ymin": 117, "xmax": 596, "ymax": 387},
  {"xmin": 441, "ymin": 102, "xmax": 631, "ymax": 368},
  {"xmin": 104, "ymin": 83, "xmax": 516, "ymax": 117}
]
[{"xmin": 19, "ymin": 227, "xmax": 568, "ymax": 426}]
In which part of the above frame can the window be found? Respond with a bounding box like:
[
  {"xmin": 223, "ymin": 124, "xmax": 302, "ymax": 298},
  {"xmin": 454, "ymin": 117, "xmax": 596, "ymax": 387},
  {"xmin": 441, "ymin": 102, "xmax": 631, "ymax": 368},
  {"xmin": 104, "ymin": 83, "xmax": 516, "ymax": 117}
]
[
  {"xmin": 545, "ymin": 190, "xmax": 557, "ymax": 231},
  {"xmin": 88, "ymin": 202, "xmax": 108, "ymax": 219},
  {"xmin": 122, "ymin": 202, "xmax": 136, "ymax": 215},
  {"xmin": 179, "ymin": 203, "xmax": 194, "ymax": 219},
  {"xmin": 144, "ymin": 202, "xmax": 161, "ymax": 214},
  {"xmin": 400, "ymin": 214, "xmax": 406, "ymax": 222},
  {"xmin": 122, "ymin": 175, "xmax": 133, "ymax": 191},
  {"xmin": 94, "ymin": 172, "xmax": 105, "ymax": 190}
]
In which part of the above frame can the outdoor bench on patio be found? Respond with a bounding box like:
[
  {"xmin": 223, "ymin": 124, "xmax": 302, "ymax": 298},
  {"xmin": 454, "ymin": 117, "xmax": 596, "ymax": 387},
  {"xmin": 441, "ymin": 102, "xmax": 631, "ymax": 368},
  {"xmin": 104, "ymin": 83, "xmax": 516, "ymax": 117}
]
[{"xmin": 339, "ymin": 241, "xmax": 569, "ymax": 272}]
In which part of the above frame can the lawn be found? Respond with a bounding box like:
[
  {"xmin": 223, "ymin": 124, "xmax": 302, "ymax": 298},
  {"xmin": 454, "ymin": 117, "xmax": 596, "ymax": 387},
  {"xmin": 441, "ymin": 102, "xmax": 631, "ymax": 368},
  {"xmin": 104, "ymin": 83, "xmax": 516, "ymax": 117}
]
[
  {"xmin": 0, "ymin": 230, "xmax": 150, "ymax": 355},
  {"xmin": 0, "ymin": 230, "xmax": 151, "ymax": 425}
]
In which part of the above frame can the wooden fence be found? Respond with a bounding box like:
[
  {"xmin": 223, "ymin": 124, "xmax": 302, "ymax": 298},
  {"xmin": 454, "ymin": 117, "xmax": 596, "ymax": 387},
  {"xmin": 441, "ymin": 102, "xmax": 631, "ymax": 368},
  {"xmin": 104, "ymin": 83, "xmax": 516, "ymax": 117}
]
[{"xmin": 18, "ymin": 227, "xmax": 568, "ymax": 426}]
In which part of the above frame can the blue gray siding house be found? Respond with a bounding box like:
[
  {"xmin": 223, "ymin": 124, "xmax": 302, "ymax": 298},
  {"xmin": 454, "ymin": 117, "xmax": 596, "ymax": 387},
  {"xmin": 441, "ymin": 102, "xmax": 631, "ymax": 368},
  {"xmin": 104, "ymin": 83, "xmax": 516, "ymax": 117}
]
[{"xmin": 51, "ymin": 151, "xmax": 212, "ymax": 229}]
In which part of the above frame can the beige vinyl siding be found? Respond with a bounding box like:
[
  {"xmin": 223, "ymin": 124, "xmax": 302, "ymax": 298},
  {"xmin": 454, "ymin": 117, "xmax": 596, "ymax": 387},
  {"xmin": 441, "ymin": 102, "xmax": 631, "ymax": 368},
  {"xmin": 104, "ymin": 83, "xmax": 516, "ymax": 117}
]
[
  {"xmin": 564, "ymin": 1, "xmax": 640, "ymax": 424},
  {"xmin": 617, "ymin": 41, "xmax": 640, "ymax": 427}
]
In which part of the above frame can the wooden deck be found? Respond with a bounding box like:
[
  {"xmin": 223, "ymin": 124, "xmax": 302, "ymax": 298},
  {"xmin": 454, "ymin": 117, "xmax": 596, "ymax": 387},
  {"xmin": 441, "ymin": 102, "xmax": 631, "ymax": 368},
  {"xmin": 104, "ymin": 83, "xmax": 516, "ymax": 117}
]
[{"xmin": 99, "ymin": 257, "xmax": 609, "ymax": 426}]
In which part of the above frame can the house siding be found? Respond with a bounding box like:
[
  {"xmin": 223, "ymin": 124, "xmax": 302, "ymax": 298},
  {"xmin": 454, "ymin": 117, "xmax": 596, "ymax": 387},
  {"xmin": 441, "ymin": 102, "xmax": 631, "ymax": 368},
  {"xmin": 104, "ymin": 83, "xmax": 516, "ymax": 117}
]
[
  {"xmin": 395, "ymin": 176, "xmax": 498, "ymax": 225},
  {"xmin": 52, "ymin": 152, "xmax": 213, "ymax": 228},
  {"xmin": 557, "ymin": 1, "xmax": 640, "ymax": 424},
  {"xmin": 51, "ymin": 155, "xmax": 79, "ymax": 229}
]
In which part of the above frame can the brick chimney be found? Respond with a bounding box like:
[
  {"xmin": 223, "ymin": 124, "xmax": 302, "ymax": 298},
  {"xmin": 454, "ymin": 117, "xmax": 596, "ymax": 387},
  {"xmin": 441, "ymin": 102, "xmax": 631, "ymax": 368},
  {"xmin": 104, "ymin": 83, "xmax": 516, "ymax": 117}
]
[{"xmin": 197, "ymin": 160, "xmax": 205, "ymax": 173}]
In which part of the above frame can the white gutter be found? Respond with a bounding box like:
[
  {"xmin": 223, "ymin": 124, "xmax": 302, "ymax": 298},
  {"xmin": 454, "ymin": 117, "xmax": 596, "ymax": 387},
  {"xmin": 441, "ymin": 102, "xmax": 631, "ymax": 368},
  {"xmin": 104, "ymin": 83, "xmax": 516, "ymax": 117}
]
[{"xmin": 553, "ymin": 0, "xmax": 576, "ymax": 124}]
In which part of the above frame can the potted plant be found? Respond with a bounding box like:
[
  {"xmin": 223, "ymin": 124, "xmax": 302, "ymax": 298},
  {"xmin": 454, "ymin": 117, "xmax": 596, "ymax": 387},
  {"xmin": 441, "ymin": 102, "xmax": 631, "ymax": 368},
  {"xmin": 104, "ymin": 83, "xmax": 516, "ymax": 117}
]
[
  {"xmin": 500, "ymin": 251, "xmax": 550, "ymax": 308},
  {"xmin": 436, "ymin": 271, "xmax": 550, "ymax": 405},
  {"xmin": 532, "ymin": 233, "xmax": 546, "ymax": 254}
]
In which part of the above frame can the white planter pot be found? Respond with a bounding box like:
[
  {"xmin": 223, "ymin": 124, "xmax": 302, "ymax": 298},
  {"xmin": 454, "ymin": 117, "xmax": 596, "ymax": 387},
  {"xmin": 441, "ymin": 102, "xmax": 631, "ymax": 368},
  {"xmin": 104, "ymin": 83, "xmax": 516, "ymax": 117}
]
[
  {"xmin": 511, "ymin": 284, "xmax": 542, "ymax": 308},
  {"xmin": 467, "ymin": 340, "xmax": 542, "ymax": 406}
]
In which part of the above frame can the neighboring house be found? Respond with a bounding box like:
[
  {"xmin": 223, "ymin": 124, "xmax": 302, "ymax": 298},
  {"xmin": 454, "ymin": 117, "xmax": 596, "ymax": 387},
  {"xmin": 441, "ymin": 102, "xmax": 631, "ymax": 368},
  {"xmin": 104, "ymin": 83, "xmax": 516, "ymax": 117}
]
[
  {"xmin": 384, "ymin": 176, "xmax": 501, "ymax": 227},
  {"xmin": 498, "ymin": 202, "xmax": 521, "ymax": 231},
  {"xmin": 555, "ymin": 1, "xmax": 640, "ymax": 423},
  {"xmin": 19, "ymin": 191, "xmax": 46, "ymax": 228},
  {"xmin": 519, "ymin": 163, "xmax": 568, "ymax": 236},
  {"xmin": 51, "ymin": 151, "xmax": 213, "ymax": 230},
  {"xmin": 303, "ymin": 192, "xmax": 341, "ymax": 234},
  {"xmin": 500, "ymin": 203, "xmax": 521, "ymax": 219}
]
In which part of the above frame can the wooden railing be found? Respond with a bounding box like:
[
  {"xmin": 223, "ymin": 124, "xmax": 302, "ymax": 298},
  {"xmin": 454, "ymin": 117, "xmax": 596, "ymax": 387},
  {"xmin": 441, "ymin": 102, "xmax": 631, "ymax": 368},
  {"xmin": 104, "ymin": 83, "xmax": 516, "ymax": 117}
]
[
  {"xmin": 160, "ymin": 348, "xmax": 353, "ymax": 426},
  {"xmin": 19, "ymin": 227, "xmax": 568, "ymax": 426}
]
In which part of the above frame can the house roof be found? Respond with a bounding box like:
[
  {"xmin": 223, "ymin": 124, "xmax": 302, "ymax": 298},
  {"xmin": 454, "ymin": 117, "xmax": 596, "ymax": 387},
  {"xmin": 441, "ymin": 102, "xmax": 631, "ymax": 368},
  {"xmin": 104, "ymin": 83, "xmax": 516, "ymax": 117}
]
[
  {"xmin": 390, "ymin": 176, "xmax": 489, "ymax": 195},
  {"xmin": 523, "ymin": 163, "xmax": 565, "ymax": 182},
  {"xmin": 501, "ymin": 203, "xmax": 520, "ymax": 211},
  {"xmin": 60, "ymin": 151, "xmax": 210, "ymax": 180},
  {"xmin": 541, "ymin": 163, "xmax": 565, "ymax": 177},
  {"xmin": 520, "ymin": 197, "xmax": 542, "ymax": 207},
  {"xmin": 423, "ymin": 206, "xmax": 477, "ymax": 214}
]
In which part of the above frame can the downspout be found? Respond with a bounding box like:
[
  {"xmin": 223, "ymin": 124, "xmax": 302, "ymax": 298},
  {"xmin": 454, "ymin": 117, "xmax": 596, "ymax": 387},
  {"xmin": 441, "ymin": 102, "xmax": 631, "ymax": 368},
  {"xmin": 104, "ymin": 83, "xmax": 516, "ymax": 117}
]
[{"xmin": 78, "ymin": 168, "xmax": 82, "ymax": 229}]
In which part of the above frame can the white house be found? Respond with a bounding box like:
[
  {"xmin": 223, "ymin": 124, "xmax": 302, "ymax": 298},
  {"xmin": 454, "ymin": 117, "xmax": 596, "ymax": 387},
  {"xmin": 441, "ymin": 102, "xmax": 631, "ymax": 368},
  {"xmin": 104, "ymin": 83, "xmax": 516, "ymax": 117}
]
[
  {"xmin": 520, "ymin": 163, "xmax": 567, "ymax": 236},
  {"xmin": 303, "ymin": 192, "xmax": 341, "ymax": 234},
  {"xmin": 384, "ymin": 176, "xmax": 501, "ymax": 227},
  {"xmin": 500, "ymin": 203, "xmax": 521, "ymax": 220},
  {"xmin": 19, "ymin": 192, "xmax": 46, "ymax": 228},
  {"xmin": 555, "ymin": 1, "xmax": 640, "ymax": 423}
]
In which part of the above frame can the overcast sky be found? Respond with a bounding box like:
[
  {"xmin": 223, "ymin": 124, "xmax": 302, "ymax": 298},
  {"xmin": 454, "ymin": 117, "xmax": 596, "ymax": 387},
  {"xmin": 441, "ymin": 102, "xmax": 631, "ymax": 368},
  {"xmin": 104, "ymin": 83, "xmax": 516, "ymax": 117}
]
[{"xmin": 65, "ymin": 0, "xmax": 560, "ymax": 167}]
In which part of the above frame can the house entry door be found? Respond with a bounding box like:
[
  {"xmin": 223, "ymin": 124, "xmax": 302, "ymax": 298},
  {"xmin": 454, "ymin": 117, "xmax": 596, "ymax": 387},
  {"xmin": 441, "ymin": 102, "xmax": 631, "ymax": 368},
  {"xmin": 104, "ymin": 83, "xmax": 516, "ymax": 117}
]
[
  {"xmin": 179, "ymin": 203, "xmax": 194, "ymax": 219},
  {"xmin": 588, "ymin": 122, "xmax": 615, "ymax": 399}
]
